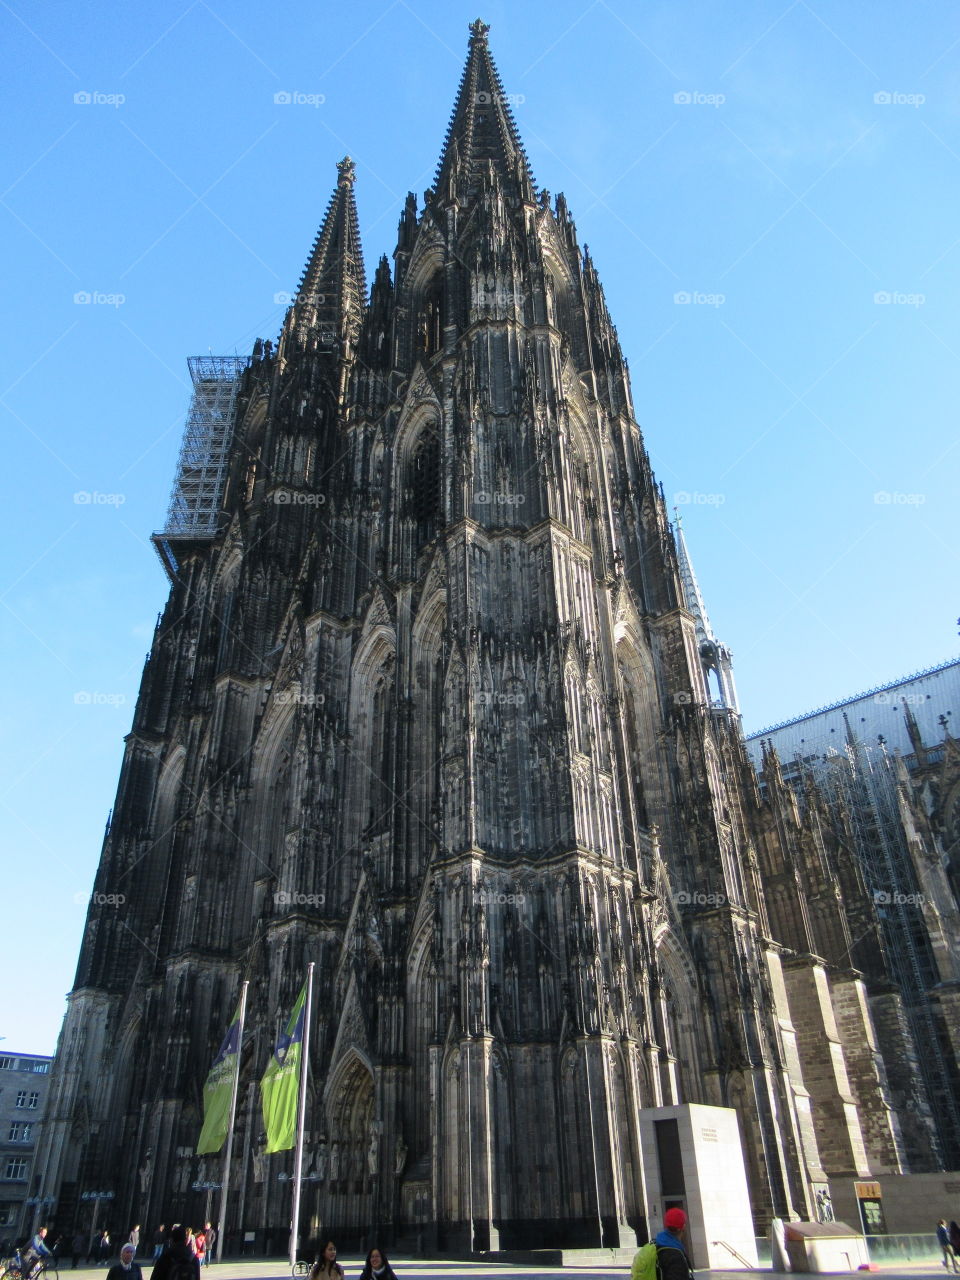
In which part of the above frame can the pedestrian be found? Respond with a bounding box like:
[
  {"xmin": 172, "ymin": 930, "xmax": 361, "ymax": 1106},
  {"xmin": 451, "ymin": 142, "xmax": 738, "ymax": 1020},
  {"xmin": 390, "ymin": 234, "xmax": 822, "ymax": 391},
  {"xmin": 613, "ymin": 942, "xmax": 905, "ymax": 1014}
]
[
  {"xmin": 152, "ymin": 1228, "xmax": 166, "ymax": 1262},
  {"xmin": 192, "ymin": 1232, "xmax": 205, "ymax": 1270},
  {"xmin": 128, "ymin": 1228, "xmax": 140, "ymax": 1255},
  {"xmin": 937, "ymin": 1220, "xmax": 960, "ymax": 1273},
  {"xmin": 201, "ymin": 1226, "xmax": 215, "ymax": 1267},
  {"xmin": 71, "ymin": 1232, "xmax": 85, "ymax": 1270},
  {"xmin": 359, "ymin": 1248, "xmax": 397, "ymax": 1280},
  {"xmin": 98, "ymin": 1233, "xmax": 112, "ymax": 1265},
  {"xmin": 21, "ymin": 1227, "xmax": 54, "ymax": 1280},
  {"xmin": 106, "ymin": 1244, "xmax": 143, "ymax": 1280},
  {"xmin": 951, "ymin": 1224, "xmax": 960, "ymax": 1258},
  {"xmin": 655, "ymin": 1208, "xmax": 695, "ymax": 1280},
  {"xmin": 149, "ymin": 1226, "xmax": 200, "ymax": 1280},
  {"xmin": 310, "ymin": 1242, "xmax": 344, "ymax": 1280}
]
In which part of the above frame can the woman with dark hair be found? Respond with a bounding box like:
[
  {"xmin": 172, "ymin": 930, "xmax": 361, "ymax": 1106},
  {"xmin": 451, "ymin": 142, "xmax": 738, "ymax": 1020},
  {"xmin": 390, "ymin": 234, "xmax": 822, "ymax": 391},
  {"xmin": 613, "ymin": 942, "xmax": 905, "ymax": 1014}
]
[
  {"xmin": 310, "ymin": 1241, "xmax": 344, "ymax": 1280},
  {"xmin": 359, "ymin": 1248, "xmax": 396, "ymax": 1280}
]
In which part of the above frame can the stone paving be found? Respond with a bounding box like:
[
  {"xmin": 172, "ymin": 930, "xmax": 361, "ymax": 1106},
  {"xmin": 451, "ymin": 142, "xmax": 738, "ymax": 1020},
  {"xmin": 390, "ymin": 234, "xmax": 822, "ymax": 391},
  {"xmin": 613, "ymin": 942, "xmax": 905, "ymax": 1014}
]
[{"xmin": 38, "ymin": 1256, "xmax": 956, "ymax": 1280}]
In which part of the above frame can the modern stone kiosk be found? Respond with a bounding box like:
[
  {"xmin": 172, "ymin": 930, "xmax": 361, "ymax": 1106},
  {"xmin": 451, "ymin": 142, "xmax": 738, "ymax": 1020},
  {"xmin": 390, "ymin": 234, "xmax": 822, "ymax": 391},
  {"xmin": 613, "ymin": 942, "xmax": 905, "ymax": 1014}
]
[
  {"xmin": 638, "ymin": 1103, "xmax": 759, "ymax": 1269},
  {"xmin": 784, "ymin": 1222, "xmax": 871, "ymax": 1272}
]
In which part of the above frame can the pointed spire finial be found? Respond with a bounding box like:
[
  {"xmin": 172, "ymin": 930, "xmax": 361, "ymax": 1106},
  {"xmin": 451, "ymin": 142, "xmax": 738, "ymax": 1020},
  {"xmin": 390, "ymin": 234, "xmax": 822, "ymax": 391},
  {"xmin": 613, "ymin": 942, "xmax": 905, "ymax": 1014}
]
[
  {"xmin": 289, "ymin": 160, "xmax": 366, "ymax": 352},
  {"xmin": 433, "ymin": 20, "xmax": 535, "ymax": 203},
  {"xmin": 337, "ymin": 156, "xmax": 356, "ymax": 188}
]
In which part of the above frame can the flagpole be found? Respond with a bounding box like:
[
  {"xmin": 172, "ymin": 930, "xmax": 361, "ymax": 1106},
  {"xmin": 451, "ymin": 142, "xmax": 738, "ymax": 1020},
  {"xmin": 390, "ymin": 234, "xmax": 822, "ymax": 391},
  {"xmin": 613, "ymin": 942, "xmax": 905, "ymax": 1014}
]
[
  {"xmin": 289, "ymin": 962, "xmax": 315, "ymax": 1269},
  {"xmin": 216, "ymin": 979, "xmax": 249, "ymax": 1264}
]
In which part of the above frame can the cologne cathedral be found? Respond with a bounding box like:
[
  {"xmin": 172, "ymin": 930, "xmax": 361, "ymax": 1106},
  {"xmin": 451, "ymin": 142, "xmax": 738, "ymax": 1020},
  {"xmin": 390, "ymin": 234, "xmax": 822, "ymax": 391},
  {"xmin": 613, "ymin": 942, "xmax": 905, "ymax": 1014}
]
[{"xmin": 35, "ymin": 20, "xmax": 960, "ymax": 1254}]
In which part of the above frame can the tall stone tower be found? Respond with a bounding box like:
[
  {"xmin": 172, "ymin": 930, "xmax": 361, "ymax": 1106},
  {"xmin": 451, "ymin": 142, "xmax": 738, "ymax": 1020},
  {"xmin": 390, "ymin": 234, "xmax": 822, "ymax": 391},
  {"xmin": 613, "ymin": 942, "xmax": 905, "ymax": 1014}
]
[{"xmin": 36, "ymin": 20, "xmax": 908, "ymax": 1253}]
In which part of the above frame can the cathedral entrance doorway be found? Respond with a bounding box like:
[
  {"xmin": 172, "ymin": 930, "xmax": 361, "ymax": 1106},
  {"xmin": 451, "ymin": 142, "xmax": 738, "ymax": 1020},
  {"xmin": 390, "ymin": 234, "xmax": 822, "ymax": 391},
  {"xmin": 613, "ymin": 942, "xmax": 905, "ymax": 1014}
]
[{"xmin": 322, "ymin": 1055, "xmax": 377, "ymax": 1247}]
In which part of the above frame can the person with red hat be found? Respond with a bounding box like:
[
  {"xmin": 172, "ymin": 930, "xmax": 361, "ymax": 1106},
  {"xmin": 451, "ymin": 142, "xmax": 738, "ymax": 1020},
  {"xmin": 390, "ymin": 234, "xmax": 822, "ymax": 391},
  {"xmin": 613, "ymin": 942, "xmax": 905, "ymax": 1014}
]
[{"xmin": 655, "ymin": 1208, "xmax": 695, "ymax": 1280}]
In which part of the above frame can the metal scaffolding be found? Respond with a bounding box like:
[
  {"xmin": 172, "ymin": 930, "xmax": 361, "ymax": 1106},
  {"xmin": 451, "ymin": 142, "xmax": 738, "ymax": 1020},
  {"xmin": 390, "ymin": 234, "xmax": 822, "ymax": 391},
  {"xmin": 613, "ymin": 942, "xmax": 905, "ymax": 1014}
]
[
  {"xmin": 160, "ymin": 356, "xmax": 249, "ymax": 538},
  {"xmin": 791, "ymin": 733, "xmax": 960, "ymax": 1165}
]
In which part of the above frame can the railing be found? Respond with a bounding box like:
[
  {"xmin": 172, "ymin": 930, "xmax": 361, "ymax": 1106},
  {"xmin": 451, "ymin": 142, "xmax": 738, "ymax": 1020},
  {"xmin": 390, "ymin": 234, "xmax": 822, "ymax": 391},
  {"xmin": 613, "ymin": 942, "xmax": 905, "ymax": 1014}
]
[
  {"xmin": 713, "ymin": 1239, "xmax": 756, "ymax": 1267},
  {"xmin": 753, "ymin": 1232, "xmax": 942, "ymax": 1270},
  {"xmin": 864, "ymin": 1234, "xmax": 943, "ymax": 1264}
]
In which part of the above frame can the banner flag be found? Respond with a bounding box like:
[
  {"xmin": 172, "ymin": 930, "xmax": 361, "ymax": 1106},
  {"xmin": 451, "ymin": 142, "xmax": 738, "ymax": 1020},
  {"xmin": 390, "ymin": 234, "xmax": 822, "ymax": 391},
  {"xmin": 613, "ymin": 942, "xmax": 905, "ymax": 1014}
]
[
  {"xmin": 260, "ymin": 983, "xmax": 307, "ymax": 1154},
  {"xmin": 196, "ymin": 1001, "xmax": 243, "ymax": 1155}
]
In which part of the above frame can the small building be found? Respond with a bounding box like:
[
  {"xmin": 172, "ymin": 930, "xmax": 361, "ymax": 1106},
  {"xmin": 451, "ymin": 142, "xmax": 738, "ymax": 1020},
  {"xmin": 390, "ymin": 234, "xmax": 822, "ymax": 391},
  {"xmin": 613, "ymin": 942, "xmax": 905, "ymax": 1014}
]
[{"xmin": 0, "ymin": 1052, "xmax": 53, "ymax": 1245}]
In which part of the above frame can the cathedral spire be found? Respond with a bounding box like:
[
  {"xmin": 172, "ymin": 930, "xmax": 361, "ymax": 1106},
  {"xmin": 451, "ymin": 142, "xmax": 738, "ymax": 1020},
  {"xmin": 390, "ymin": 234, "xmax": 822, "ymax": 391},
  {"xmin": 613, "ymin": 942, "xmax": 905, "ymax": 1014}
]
[
  {"xmin": 902, "ymin": 700, "xmax": 927, "ymax": 764},
  {"xmin": 674, "ymin": 511, "xmax": 718, "ymax": 653},
  {"xmin": 674, "ymin": 512, "xmax": 740, "ymax": 712},
  {"xmin": 433, "ymin": 19, "xmax": 535, "ymax": 205},
  {"xmin": 290, "ymin": 156, "xmax": 366, "ymax": 352}
]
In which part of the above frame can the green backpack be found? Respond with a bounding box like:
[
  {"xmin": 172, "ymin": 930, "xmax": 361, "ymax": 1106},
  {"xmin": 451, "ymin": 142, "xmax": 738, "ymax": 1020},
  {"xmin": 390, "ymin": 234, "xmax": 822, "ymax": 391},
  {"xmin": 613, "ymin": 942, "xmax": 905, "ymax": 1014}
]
[{"xmin": 632, "ymin": 1242, "xmax": 659, "ymax": 1280}]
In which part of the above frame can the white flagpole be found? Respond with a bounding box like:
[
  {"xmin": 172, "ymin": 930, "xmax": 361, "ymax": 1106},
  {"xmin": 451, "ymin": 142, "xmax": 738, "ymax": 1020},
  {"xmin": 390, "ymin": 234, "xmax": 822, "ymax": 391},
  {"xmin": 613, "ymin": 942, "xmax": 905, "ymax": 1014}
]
[
  {"xmin": 216, "ymin": 979, "xmax": 249, "ymax": 1264},
  {"xmin": 289, "ymin": 963, "xmax": 315, "ymax": 1269}
]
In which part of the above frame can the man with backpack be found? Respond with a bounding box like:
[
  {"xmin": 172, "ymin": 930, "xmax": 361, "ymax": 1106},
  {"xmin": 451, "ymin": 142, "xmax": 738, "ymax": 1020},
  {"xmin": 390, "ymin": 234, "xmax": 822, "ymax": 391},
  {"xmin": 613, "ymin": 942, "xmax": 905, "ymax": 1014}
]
[
  {"xmin": 632, "ymin": 1207, "xmax": 695, "ymax": 1280},
  {"xmin": 148, "ymin": 1226, "xmax": 200, "ymax": 1280}
]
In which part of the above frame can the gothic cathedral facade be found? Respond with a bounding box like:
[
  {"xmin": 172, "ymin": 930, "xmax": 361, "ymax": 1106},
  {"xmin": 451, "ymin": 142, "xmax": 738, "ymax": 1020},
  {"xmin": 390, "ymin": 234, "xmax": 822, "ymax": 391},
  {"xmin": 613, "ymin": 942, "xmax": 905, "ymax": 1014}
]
[{"xmin": 35, "ymin": 21, "xmax": 949, "ymax": 1252}]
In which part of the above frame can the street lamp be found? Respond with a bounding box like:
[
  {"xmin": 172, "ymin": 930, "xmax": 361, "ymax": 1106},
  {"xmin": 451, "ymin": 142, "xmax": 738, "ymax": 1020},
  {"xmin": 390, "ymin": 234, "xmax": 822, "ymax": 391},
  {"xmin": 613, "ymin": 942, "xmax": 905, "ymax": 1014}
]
[
  {"xmin": 190, "ymin": 1181, "xmax": 222, "ymax": 1228},
  {"xmin": 80, "ymin": 1191, "xmax": 114, "ymax": 1256},
  {"xmin": 24, "ymin": 1196, "xmax": 56, "ymax": 1238}
]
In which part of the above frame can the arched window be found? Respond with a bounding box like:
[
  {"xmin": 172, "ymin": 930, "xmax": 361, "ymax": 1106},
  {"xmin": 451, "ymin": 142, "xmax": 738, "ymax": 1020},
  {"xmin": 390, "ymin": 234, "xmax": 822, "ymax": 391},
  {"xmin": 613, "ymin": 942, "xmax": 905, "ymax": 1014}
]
[
  {"xmin": 405, "ymin": 423, "xmax": 442, "ymax": 550},
  {"xmin": 368, "ymin": 666, "xmax": 393, "ymax": 834},
  {"xmin": 621, "ymin": 676, "xmax": 649, "ymax": 829},
  {"xmin": 417, "ymin": 275, "xmax": 444, "ymax": 357}
]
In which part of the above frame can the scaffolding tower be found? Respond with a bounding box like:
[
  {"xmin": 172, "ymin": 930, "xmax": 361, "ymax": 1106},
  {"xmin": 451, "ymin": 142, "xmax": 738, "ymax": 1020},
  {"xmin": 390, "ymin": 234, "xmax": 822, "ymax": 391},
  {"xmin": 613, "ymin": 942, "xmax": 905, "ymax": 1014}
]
[
  {"xmin": 796, "ymin": 733, "xmax": 960, "ymax": 1166},
  {"xmin": 153, "ymin": 356, "xmax": 249, "ymax": 578}
]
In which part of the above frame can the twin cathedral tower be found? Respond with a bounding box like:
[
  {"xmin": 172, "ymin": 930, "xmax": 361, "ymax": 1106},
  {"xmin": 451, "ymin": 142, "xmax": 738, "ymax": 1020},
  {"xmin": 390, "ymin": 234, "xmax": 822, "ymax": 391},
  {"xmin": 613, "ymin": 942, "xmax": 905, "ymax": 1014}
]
[{"xmin": 35, "ymin": 20, "xmax": 952, "ymax": 1253}]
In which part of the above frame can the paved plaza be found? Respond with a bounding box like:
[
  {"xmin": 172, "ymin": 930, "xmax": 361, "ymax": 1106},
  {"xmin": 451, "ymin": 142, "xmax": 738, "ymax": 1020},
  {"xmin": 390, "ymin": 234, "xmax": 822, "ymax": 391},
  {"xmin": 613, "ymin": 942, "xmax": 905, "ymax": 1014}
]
[{"xmin": 42, "ymin": 1256, "xmax": 953, "ymax": 1280}]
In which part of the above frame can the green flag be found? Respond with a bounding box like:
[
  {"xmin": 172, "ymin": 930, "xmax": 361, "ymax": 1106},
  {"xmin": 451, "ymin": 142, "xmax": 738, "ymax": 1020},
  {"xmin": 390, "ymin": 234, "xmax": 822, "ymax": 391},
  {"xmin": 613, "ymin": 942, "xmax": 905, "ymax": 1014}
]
[
  {"xmin": 196, "ymin": 1000, "xmax": 243, "ymax": 1155},
  {"xmin": 260, "ymin": 983, "xmax": 307, "ymax": 1154}
]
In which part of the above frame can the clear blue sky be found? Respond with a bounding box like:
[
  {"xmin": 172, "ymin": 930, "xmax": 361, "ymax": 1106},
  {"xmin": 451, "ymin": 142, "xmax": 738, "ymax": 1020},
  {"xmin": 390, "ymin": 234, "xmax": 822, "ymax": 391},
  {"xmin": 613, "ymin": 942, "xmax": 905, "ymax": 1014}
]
[{"xmin": 2, "ymin": 0, "xmax": 957, "ymax": 1055}]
